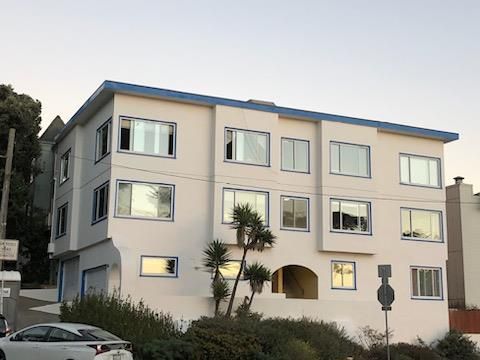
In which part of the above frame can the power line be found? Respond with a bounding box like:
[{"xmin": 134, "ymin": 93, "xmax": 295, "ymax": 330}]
[{"xmin": 64, "ymin": 153, "xmax": 480, "ymax": 205}]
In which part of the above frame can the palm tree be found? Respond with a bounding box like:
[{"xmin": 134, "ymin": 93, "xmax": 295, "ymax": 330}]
[
  {"xmin": 202, "ymin": 240, "xmax": 232, "ymax": 315},
  {"xmin": 202, "ymin": 239, "xmax": 231, "ymax": 282},
  {"xmin": 211, "ymin": 278, "xmax": 231, "ymax": 316},
  {"xmin": 225, "ymin": 204, "xmax": 276, "ymax": 317},
  {"xmin": 244, "ymin": 262, "xmax": 271, "ymax": 309}
]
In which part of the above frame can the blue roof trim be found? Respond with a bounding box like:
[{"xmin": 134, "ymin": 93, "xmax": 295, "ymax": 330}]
[{"xmin": 57, "ymin": 80, "xmax": 459, "ymax": 143}]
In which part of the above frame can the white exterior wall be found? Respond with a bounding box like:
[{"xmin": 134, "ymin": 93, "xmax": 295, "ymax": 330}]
[{"xmin": 53, "ymin": 92, "xmax": 450, "ymax": 343}]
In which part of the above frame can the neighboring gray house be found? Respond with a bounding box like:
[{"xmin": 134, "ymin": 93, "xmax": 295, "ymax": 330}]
[
  {"xmin": 33, "ymin": 116, "xmax": 65, "ymax": 214},
  {"xmin": 446, "ymin": 176, "xmax": 480, "ymax": 309}
]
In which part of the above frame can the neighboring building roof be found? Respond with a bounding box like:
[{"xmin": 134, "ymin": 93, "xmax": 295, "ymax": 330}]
[
  {"xmin": 57, "ymin": 80, "xmax": 459, "ymax": 143},
  {"xmin": 40, "ymin": 116, "xmax": 65, "ymax": 142}
]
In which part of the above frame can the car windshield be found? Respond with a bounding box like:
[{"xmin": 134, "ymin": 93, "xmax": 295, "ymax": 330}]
[{"xmin": 78, "ymin": 328, "xmax": 121, "ymax": 341}]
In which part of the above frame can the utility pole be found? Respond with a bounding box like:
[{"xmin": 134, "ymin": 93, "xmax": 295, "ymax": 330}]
[{"xmin": 0, "ymin": 128, "xmax": 16, "ymax": 314}]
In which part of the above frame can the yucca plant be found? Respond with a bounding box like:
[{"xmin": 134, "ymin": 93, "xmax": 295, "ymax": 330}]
[
  {"xmin": 202, "ymin": 240, "xmax": 232, "ymax": 315},
  {"xmin": 225, "ymin": 204, "xmax": 276, "ymax": 317},
  {"xmin": 244, "ymin": 262, "xmax": 272, "ymax": 308}
]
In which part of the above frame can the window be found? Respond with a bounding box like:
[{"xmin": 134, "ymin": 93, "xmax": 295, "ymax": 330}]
[
  {"xmin": 92, "ymin": 183, "xmax": 109, "ymax": 223},
  {"xmin": 223, "ymin": 189, "xmax": 269, "ymax": 224},
  {"xmin": 217, "ymin": 260, "xmax": 244, "ymax": 280},
  {"xmin": 330, "ymin": 142, "xmax": 370, "ymax": 177},
  {"xmin": 48, "ymin": 328, "xmax": 82, "ymax": 342},
  {"xmin": 140, "ymin": 256, "xmax": 178, "ymax": 277},
  {"xmin": 56, "ymin": 203, "xmax": 68, "ymax": 237},
  {"xmin": 401, "ymin": 208, "xmax": 442, "ymax": 241},
  {"xmin": 116, "ymin": 181, "xmax": 174, "ymax": 220},
  {"xmin": 400, "ymin": 154, "xmax": 440, "ymax": 188},
  {"xmin": 281, "ymin": 138, "xmax": 309, "ymax": 172},
  {"xmin": 411, "ymin": 267, "xmax": 442, "ymax": 299},
  {"xmin": 60, "ymin": 150, "xmax": 71, "ymax": 183},
  {"xmin": 225, "ymin": 128, "xmax": 269, "ymax": 166},
  {"xmin": 331, "ymin": 261, "xmax": 356, "ymax": 289},
  {"xmin": 96, "ymin": 120, "xmax": 111, "ymax": 161},
  {"xmin": 331, "ymin": 199, "xmax": 370, "ymax": 234},
  {"xmin": 281, "ymin": 196, "xmax": 309, "ymax": 231},
  {"xmin": 120, "ymin": 117, "xmax": 175, "ymax": 157},
  {"xmin": 14, "ymin": 326, "xmax": 51, "ymax": 342}
]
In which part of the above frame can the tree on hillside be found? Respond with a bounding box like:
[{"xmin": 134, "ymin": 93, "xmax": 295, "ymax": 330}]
[
  {"xmin": 0, "ymin": 84, "xmax": 49, "ymax": 282},
  {"xmin": 225, "ymin": 204, "xmax": 276, "ymax": 317}
]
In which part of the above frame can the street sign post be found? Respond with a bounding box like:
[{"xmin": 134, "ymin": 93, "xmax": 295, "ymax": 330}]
[
  {"xmin": 377, "ymin": 265, "xmax": 394, "ymax": 360},
  {"xmin": 0, "ymin": 239, "xmax": 18, "ymax": 315}
]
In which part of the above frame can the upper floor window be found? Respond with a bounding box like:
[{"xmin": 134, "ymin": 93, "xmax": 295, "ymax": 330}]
[
  {"xmin": 225, "ymin": 128, "xmax": 269, "ymax": 166},
  {"xmin": 116, "ymin": 181, "xmax": 174, "ymax": 220},
  {"xmin": 60, "ymin": 150, "xmax": 71, "ymax": 183},
  {"xmin": 120, "ymin": 117, "xmax": 175, "ymax": 157},
  {"xmin": 331, "ymin": 199, "xmax": 371, "ymax": 234},
  {"xmin": 400, "ymin": 154, "xmax": 440, "ymax": 188},
  {"xmin": 56, "ymin": 203, "xmax": 68, "ymax": 237},
  {"xmin": 223, "ymin": 188, "xmax": 268, "ymax": 225},
  {"xmin": 140, "ymin": 256, "xmax": 178, "ymax": 277},
  {"xmin": 401, "ymin": 208, "xmax": 442, "ymax": 242},
  {"xmin": 330, "ymin": 142, "xmax": 370, "ymax": 178},
  {"xmin": 411, "ymin": 267, "xmax": 442, "ymax": 299},
  {"xmin": 281, "ymin": 138, "xmax": 309, "ymax": 173},
  {"xmin": 92, "ymin": 182, "xmax": 109, "ymax": 223},
  {"xmin": 331, "ymin": 261, "xmax": 356, "ymax": 290},
  {"xmin": 96, "ymin": 120, "xmax": 111, "ymax": 161},
  {"xmin": 281, "ymin": 196, "xmax": 309, "ymax": 231}
]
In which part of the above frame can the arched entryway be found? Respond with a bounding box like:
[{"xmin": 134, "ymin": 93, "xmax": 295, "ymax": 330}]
[{"xmin": 271, "ymin": 265, "xmax": 318, "ymax": 299}]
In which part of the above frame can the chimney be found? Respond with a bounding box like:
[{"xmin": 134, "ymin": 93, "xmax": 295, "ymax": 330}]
[{"xmin": 454, "ymin": 176, "xmax": 464, "ymax": 185}]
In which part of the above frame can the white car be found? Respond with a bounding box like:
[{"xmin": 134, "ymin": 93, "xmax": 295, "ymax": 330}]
[{"xmin": 0, "ymin": 323, "xmax": 133, "ymax": 360}]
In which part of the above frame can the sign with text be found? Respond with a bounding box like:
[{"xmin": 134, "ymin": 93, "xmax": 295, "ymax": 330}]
[
  {"xmin": 0, "ymin": 288, "xmax": 10, "ymax": 298},
  {"xmin": 0, "ymin": 240, "xmax": 18, "ymax": 261}
]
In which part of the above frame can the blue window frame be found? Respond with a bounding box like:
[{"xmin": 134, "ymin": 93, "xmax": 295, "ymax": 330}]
[
  {"xmin": 225, "ymin": 127, "xmax": 270, "ymax": 167},
  {"xmin": 400, "ymin": 153, "xmax": 441, "ymax": 189},
  {"xmin": 331, "ymin": 261, "xmax": 356, "ymax": 290},
  {"xmin": 280, "ymin": 195, "xmax": 309, "ymax": 231},
  {"xmin": 330, "ymin": 141, "xmax": 371, "ymax": 178},
  {"xmin": 410, "ymin": 266, "xmax": 443, "ymax": 300},
  {"xmin": 281, "ymin": 137, "xmax": 310, "ymax": 173},
  {"xmin": 222, "ymin": 188, "xmax": 269, "ymax": 225},
  {"xmin": 401, "ymin": 208, "xmax": 443, "ymax": 242},
  {"xmin": 330, "ymin": 198, "xmax": 371, "ymax": 235},
  {"xmin": 140, "ymin": 256, "xmax": 178, "ymax": 278}
]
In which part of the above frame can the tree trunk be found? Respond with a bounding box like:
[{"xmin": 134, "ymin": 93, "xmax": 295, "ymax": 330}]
[
  {"xmin": 225, "ymin": 246, "xmax": 248, "ymax": 317},
  {"xmin": 214, "ymin": 298, "xmax": 220, "ymax": 316},
  {"xmin": 248, "ymin": 291, "xmax": 255, "ymax": 309}
]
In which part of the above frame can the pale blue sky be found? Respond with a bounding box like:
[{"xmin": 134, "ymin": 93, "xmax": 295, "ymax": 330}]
[{"xmin": 1, "ymin": 0, "xmax": 479, "ymax": 188}]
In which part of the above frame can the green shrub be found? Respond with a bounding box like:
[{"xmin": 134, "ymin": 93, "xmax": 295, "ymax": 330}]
[
  {"xmin": 60, "ymin": 292, "xmax": 178, "ymax": 358},
  {"xmin": 434, "ymin": 330, "xmax": 480, "ymax": 360},
  {"xmin": 184, "ymin": 317, "xmax": 263, "ymax": 360},
  {"xmin": 363, "ymin": 342, "xmax": 441, "ymax": 360},
  {"xmin": 142, "ymin": 338, "xmax": 201, "ymax": 360}
]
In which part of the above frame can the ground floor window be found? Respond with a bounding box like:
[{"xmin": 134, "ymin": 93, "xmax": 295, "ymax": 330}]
[
  {"xmin": 331, "ymin": 261, "xmax": 356, "ymax": 290},
  {"xmin": 411, "ymin": 266, "xmax": 442, "ymax": 299},
  {"xmin": 140, "ymin": 256, "xmax": 178, "ymax": 277}
]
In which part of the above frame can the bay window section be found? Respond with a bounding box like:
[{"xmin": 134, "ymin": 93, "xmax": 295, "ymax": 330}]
[
  {"xmin": 281, "ymin": 138, "xmax": 309, "ymax": 172},
  {"xmin": 331, "ymin": 199, "xmax": 370, "ymax": 234},
  {"xmin": 223, "ymin": 189, "xmax": 268, "ymax": 224},
  {"xmin": 92, "ymin": 183, "xmax": 109, "ymax": 223},
  {"xmin": 411, "ymin": 267, "xmax": 442, "ymax": 299},
  {"xmin": 140, "ymin": 256, "xmax": 178, "ymax": 277},
  {"xmin": 400, "ymin": 154, "xmax": 440, "ymax": 188},
  {"xmin": 401, "ymin": 209, "xmax": 442, "ymax": 241},
  {"xmin": 281, "ymin": 196, "xmax": 309, "ymax": 231},
  {"xmin": 120, "ymin": 117, "xmax": 175, "ymax": 157},
  {"xmin": 225, "ymin": 128, "xmax": 269, "ymax": 166},
  {"xmin": 330, "ymin": 142, "xmax": 370, "ymax": 177},
  {"xmin": 96, "ymin": 120, "xmax": 111, "ymax": 161},
  {"xmin": 117, "ymin": 181, "xmax": 174, "ymax": 220}
]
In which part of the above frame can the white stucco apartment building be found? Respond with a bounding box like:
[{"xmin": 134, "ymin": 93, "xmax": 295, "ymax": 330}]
[{"xmin": 49, "ymin": 81, "xmax": 458, "ymax": 342}]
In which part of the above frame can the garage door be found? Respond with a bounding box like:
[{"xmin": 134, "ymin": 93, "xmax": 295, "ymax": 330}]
[
  {"xmin": 62, "ymin": 257, "xmax": 79, "ymax": 301},
  {"xmin": 83, "ymin": 266, "xmax": 107, "ymax": 296}
]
